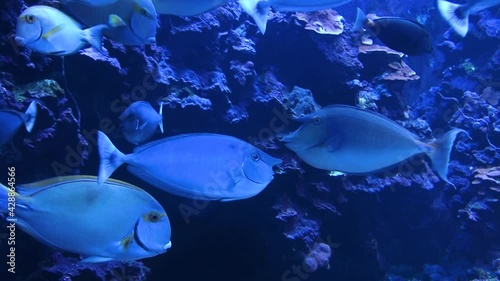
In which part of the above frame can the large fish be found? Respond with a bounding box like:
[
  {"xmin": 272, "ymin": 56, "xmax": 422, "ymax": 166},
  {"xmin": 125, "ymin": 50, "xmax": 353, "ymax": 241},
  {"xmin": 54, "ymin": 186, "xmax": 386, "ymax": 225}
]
[
  {"xmin": 281, "ymin": 105, "xmax": 467, "ymax": 185},
  {"xmin": 0, "ymin": 176, "xmax": 172, "ymax": 263},
  {"xmin": 437, "ymin": 0, "xmax": 500, "ymax": 37},
  {"xmin": 61, "ymin": 0, "xmax": 158, "ymax": 45},
  {"xmin": 120, "ymin": 101, "xmax": 164, "ymax": 145},
  {"xmin": 15, "ymin": 5, "xmax": 106, "ymax": 55},
  {"xmin": 353, "ymin": 8, "xmax": 432, "ymax": 56},
  {"xmin": 239, "ymin": 0, "xmax": 352, "ymax": 34},
  {"xmin": 0, "ymin": 101, "xmax": 37, "ymax": 147},
  {"xmin": 97, "ymin": 131, "xmax": 283, "ymax": 201},
  {"xmin": 152, "ymin": 0, "xmax": 232, "ymax": 16}
]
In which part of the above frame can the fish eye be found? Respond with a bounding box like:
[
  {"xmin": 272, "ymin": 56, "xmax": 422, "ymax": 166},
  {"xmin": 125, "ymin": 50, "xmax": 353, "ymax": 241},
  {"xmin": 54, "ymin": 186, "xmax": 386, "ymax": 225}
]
[
  {"xmin": 25, "ymin": 14, "xmax": 34, "ymax": 23},
  {"xmin": 313, "ymin": 116, "xmax": 321, "ymax": 125},
  {"xmin": 251, "ymin": 152, "xmax": 260, "ymax": 161},
  {"xmin": 147, "ymin": 211, "xmax": 161, "ymax": 222}
]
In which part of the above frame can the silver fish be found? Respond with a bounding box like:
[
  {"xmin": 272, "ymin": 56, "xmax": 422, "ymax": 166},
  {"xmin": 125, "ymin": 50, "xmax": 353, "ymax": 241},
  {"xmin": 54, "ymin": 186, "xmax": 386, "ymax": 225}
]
[
  {"xmin": 97, "ymin": 131, "xmax": 283, "ymax": 201},
  {"xmin": 0, "ymin": 101, "xmax": 37, "ymax": 147},
  {"xmin": 239, "ymin": 0, "xmax": 352, "ymax": 34},
  {"xmin": 0, "ymin": 175, "xmax": 172, "ymax": 263},
  {"xmin": 15, "ymin": 5, "xmax": 106, "ymax": 55},
  {"xmin": 437, "ymin": 0, "xmax": 500, "ymax": 37},
  {"xmin": 281, "ymin": 105, "xmax": 467, "ymax": 186},
  {"xmin": 120, "ymin": 101, "xmax": 164, "ymax": 145},
  {"xmin": 62, "ymin": 0, "xmax": 158, "ymax": 45}
]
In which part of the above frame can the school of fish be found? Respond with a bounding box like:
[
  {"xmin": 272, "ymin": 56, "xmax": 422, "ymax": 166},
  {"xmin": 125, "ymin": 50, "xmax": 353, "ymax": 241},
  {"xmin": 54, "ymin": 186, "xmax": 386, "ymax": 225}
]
[{"xmin": 0, "ymin": 0, "xmax": 491, "ymax": 265}]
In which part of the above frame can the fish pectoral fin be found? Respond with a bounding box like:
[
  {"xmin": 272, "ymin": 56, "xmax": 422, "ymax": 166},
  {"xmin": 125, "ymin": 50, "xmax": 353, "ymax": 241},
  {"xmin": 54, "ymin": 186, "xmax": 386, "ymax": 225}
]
[
  {"xmin": 138, "ymin": 121, "xmax": 148, "ymax": 131},
  {"xmin": 120, "ymin": 232, "xmax": 134, "ymax": 250},
  {"xmin": 324, "ymin": 136, "xmax": 342, "ymax": 152},
  {"xmin": 42, "ymin": 24, "xmax": 63, "ymax": 40},
  {"xmin": 79, "ymin": 256, "xmax": 114, "ymax": 263},
  {"xmin": 108, "ymin": 14, "xmax": 127, "ymax": 28}
]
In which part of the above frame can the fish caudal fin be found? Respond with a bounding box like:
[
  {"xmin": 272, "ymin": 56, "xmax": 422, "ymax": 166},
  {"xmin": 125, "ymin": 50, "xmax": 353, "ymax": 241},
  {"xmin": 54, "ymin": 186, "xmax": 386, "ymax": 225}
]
[
  {"xmin": 158, "ymin": 101, "xmax": 164, "ymax": 134},
  {"xmin": 437, "ymin": 0, "xmax": 469, "ymax": 37},
  {"xmin": 23, "ymin": 101, "xmax": 37, "ymax": 132},
  {"xmin": 239, "ymin": 0, "xmax": 271, "ymax": 34},
  {"xmin": 352, "ymin": 7, "xmax": 367, "ymax": 32},
  {"xmin": 83, "ymin": 24, "xmax": 107, "ymax": 54},
  {"xmin": 97, "ymin": 131, "xmax": 126, "ymax": 184},
  {"xmin": 426, "ymin": 128, "xmax": 468, "ymax": 187},
  {"xmin": 0, "ymin": 183, "xmax": 12, "ymax": 213}
]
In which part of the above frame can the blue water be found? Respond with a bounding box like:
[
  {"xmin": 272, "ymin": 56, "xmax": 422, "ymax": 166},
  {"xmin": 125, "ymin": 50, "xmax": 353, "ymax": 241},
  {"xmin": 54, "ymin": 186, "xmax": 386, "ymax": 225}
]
[{"xmin": 1, "ymin": 0, "xmax": 500, "ymax": 280}]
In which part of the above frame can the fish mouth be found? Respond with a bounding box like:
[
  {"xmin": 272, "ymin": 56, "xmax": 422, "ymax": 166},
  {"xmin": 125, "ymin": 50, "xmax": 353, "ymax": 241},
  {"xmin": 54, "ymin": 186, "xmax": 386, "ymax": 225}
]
[
  {"xmin": 14, "ymin": 36, "xmax": 25, "ymax": 46},
  {"xmin": 163, "ymin": 241, "xmax": 172, "ymax": 251}
]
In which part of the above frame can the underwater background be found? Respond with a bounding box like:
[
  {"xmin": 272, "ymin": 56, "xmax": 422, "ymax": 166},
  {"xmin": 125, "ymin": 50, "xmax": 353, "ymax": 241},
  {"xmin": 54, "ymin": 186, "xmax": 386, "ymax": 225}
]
[{"xmin": 1, "ymin": 0, "xmax": 500, "ymax": 280}]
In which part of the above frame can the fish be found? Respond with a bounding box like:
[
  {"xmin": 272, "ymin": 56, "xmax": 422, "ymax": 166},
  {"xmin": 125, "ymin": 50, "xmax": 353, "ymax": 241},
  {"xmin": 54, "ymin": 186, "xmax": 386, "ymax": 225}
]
[
  {"xmin": 0, "ymin": 101, "xmax": 37, "ymax": 147},
  {"xmin": 15, "ymin": 5, "xmax": 106, "ymax": 56},
  {"xmin": 120, "ymin": 101, "xmax": 164, "ymax": 145},
  {"xmin": 61, "ymin": 0, "xmax": 158, "ymax": 45},
  {"xmin": 152, "ymin": 0, "xmax": 232, "ymax": 16},
  {"xmin": 97, "ymin": 131, "xmax": 283, "ymax": 201},
  {"xmin": 437, "ymin": 0, "xmax": 500, "ymax": 37},
  {"xmin": 239, "ymin": 0, "xmax": 352, "ymax": 34},
  {"xmin": 352, "ymin": 8, "xmax": 432, "ymax": 56},
  {"xmin": 281, "ymin": 105, "xmax": 467, "ymax": 186},
  {"xmin": 0, "ymin": 175, "xmax": 172, "ymax": 263}
]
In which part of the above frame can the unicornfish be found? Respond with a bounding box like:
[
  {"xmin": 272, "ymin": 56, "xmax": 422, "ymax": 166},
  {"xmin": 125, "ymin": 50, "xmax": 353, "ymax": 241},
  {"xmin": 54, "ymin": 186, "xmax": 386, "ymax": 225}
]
[
  {"xmin": 15, "ymin": 5, "xmax": 106, "ymax": 55},
  {"xmin": 97, "ymin": 131, "xmax": 283, "ymax": 201},
  {"xmin": 120, "ymin": 101, "xmax": 164, "ymax": 145},
  {"xmin": 0, "ymin": 176, "xmax": 172, "ymax": 263},
  {"xmin": 281, "ymin": 105, "xmax": 467, "ymax": 186}
]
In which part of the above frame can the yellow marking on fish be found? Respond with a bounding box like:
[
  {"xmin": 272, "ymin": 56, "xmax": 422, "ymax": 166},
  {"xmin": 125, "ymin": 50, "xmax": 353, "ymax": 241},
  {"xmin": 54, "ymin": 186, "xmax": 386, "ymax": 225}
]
[
  {"xmin": 109, "ymin": 14, "xmax": 127, "ymax": 27},
  {"xmin": 120, "ymin": 233, "xmax": 134, "ymax": 249},
  {"xmin": 134, "ymin": 3, "xmax": 152, "ymax": 19},
  {"xmin": 42, "ymin": 25, "xmax": 63, "ymax": 40}
]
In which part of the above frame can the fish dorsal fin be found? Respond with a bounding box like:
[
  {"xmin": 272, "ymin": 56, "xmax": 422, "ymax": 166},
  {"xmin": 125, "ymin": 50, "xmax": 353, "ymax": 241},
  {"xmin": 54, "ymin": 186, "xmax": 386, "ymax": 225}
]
[
  {"xmin": 16, "ymin": 175, "xmax": 142, "ymax": 196},
  {"xmin": 133, "ymin": 133, "xmax": 236, "ymax": 154},
  {"xmin": 42, "ymin": 24, "xmax": 63, "ymax": 40}
]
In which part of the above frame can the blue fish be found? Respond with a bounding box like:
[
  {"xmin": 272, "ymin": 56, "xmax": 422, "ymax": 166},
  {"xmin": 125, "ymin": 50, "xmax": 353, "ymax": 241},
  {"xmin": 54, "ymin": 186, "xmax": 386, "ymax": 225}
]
[
  {"xmin": 62, "ymin": 0, "xmax": 158, "ymax": 45},
  {"xmin": 281, "ymin": 105, "xmax": 467, "ymax": 186},
  {"xmin": 0, "ymin": 175, "xmax": 172, "ymax": 263},
  {"xmin": 15, "ymin": 6, "xmax": 106, "ymax": 56},
  {"xmin": 120, "ymin": 101, "xmax": 163, "ymax": 145},
  {"xmin": 0, "ymin": 101, "xmax": 37, "ymax": 147},
  {"xmin": 97, "ymin": 131, "xmax": 283, "ymax": 201}
]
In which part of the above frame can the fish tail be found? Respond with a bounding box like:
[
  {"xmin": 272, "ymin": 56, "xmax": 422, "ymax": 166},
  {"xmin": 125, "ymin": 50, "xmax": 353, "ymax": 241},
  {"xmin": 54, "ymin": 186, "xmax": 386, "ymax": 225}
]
[
  {"xmin": 352, "ymin": 7, "xmax": 367, "ymax": 32},
  {"xmin": 97, "ymin": 131, "xmax": 126, "ymax": 184},
  {"xmin": 437, "ymin": 0, "xmax": 469, "ymax": 37},
  {"xmin": 426, "ymin": 128, "xmax": 468, "ymax": 187},
  {"xmin": 239, "ymin": 0, "xmax": 271, "ymax": 34},
  {"xmin": 158, "ymin": 101, "xmax": 164, "ymax": 134},
  {"xmin": 83, "ymin": 24, "xmax": 107, "ymax": 54},
  {"xmin": 23, "ymin": 101, "xmax": 37, "ymax": 133}
]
